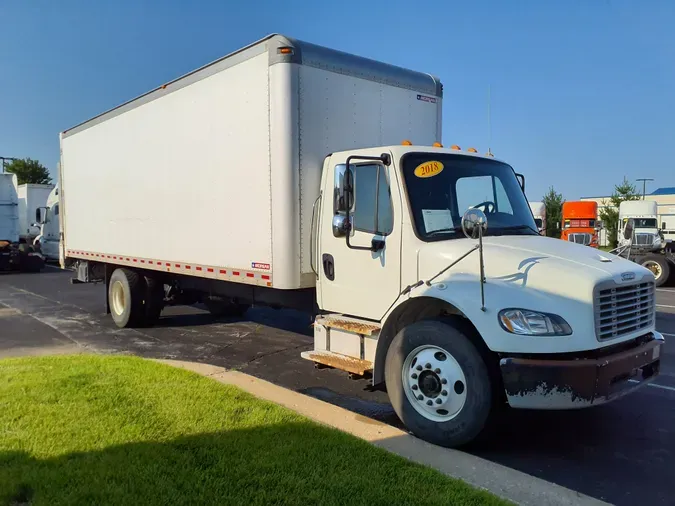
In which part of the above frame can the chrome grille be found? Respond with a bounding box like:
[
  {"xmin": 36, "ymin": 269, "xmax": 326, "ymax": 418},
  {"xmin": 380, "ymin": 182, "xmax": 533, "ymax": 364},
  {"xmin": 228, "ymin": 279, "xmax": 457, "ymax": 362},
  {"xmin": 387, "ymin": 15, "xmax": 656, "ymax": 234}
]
[
  {"xmin": 568, "ymin": 233, "xmax": 591, "ymax": 245},
  {"xmin": 594, "ymin": 281, "xmax": 655, "ymax": 340},
  {"xmin": 634, "ymin": 233, "xmax": 654, "ymax": 246}
]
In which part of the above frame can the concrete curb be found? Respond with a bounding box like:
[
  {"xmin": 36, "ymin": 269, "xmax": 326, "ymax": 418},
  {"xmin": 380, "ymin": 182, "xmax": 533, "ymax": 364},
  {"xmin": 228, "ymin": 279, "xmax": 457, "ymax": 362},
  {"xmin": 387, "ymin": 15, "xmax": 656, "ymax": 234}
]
[{"xmin": 158, "ymin": 359, "xmax": 610, "ymax": 506}]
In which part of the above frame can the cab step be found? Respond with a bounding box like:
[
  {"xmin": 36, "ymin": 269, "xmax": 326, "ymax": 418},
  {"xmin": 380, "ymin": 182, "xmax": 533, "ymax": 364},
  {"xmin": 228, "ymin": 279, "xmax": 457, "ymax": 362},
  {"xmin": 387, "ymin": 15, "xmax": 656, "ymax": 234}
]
[
  {"xmin": 300, "ymin": 350, "xmax": 373, "ymax": 376},
  {"xmin": 315, "ymin": 314, "xmax": 381, "ymax": 336}
]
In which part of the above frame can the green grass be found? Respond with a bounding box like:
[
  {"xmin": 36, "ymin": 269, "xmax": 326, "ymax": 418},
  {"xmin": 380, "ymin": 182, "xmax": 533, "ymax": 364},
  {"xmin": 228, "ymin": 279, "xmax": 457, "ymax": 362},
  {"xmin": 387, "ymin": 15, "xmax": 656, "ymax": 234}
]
[{"xmin": 0, "ymin": 355, "xmax": 507, "ymax": 506}]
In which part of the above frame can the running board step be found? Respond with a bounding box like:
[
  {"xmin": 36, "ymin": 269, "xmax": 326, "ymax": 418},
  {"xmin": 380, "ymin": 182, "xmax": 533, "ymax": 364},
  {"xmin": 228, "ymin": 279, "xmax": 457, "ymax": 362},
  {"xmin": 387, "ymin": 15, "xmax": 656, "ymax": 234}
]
[
  {"xmin": 315, "ymin": 314, "xmax": 381, "ymax": 336},
  {"xmin": 301, "ymin": 350, "xmax": 373, "ymax": 376}
]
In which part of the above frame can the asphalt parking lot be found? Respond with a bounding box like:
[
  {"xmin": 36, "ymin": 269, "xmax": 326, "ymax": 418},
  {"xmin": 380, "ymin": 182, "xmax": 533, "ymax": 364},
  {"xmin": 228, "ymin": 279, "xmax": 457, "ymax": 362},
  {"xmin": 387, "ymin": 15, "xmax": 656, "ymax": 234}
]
[{"xmin": 1, "ymin": 266, "xmax": 674, "ymax": 506}]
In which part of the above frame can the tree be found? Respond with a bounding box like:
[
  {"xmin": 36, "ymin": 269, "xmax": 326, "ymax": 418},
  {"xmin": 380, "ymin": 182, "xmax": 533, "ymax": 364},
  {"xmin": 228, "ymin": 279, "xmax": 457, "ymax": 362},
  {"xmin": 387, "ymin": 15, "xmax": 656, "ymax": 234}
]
[
  {"xmin": 599, "ymin": 178, "xmax": 641, "ymax": 248},
  {"xmin": 3, "ymin": 158, "xmax": 52, "ymax": 185},
  {"xmin": 542, "ymin": 186, "xmax": 564, "ymax": 238}
]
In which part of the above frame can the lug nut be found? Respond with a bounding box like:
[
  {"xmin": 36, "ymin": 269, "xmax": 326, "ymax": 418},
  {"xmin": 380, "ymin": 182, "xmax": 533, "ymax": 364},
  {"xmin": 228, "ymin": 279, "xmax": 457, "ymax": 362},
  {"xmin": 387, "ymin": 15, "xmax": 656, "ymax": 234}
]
[
  {"xmin": 436, "ymin": 398, "xmax": 442, "ymax": 404},
  {"xmin": 434, "ymin": 368, "xmax": 441, "ymax": 374},
  {"xmin": 411, "ymin": 373, "xmax": 418, "ymax": 379},
  {"xmin": 441, "ymin": 379, "xmax": 447, "ymax": 385},
  {"xmin": 412, "ymin": 384, "xmax": 418, "ymax": 391},
  {"xmin": 426, "ymin": 400, "xmax": 433, "ymax": 406},
  {"xmin": 441, "ymin": 390, "xmax": 448, "ymax": 396},
  {"xmin": 425, "ymin": 363, "xmax": 431, "ymax": 369},
  {"xmin": 417, "ymin": 394, "xmax": 423, "ymax": 401},
  {"xmin": 416, "ymin": 365, "xmax": 423, "ymax": 371}
]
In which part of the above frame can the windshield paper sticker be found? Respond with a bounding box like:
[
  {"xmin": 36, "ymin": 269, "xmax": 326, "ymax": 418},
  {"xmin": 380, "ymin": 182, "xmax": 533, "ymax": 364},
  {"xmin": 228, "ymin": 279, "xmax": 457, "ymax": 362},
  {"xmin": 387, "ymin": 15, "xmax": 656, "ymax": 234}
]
[
  {"xmin": 414, "ymin": 160, "xmax": 444, "ymax": 178},
  {"xmin": 422, "ymin": 209, "xmax": 454, "ymax": 233}
]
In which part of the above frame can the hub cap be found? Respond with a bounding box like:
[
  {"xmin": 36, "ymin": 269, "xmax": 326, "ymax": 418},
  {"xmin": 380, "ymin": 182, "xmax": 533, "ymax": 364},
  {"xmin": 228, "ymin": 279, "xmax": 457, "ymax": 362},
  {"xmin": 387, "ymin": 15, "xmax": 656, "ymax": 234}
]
[
  {"xmin": 402, "ymin": 345, "xmax": 467, "ymax": 422},
  {"xmin": 643, "ymin": 260, "xmax": 662, "ymax": 280},
  {"xmin": 111, "ymin": 280, "xmax": 126, "ymax": 316}
]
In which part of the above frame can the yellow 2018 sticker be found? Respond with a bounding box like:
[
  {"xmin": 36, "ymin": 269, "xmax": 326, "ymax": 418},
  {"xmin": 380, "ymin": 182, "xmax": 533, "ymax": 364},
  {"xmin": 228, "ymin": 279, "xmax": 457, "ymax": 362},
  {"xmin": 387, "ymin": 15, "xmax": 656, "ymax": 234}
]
[{"xmin": 414, "ymin": 160, "xmax": 444, "ymax": 178}]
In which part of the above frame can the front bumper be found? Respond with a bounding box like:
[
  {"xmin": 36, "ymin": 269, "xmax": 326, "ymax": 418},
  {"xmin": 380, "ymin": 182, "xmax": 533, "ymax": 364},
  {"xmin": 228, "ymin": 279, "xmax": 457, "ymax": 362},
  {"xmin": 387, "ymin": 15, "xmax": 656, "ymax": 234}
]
[{"xmin": 500, "ymin": 332, "xmax": 664, "ymax": 409}]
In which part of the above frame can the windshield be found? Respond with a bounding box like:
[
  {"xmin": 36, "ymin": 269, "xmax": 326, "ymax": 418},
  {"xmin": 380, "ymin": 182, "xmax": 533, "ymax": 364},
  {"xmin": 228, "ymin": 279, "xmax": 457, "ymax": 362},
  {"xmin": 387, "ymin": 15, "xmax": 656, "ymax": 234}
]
[
  {"xmin": 401, "ymin": 153, "xmax": 538, "ymax": 241},
  {"xmin": 633, "ymin": 218, "xmax": 657, "ymax": 228}
]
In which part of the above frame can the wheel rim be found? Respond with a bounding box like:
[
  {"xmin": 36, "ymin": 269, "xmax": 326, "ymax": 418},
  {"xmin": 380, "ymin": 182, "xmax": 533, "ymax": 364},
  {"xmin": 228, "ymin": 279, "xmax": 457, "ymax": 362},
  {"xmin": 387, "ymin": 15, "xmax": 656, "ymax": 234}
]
[
  {"xmin": 643, "ymin": 260, "xmax": 662, "ymax": 280},
  {"xmin": 401, "ymin": 345, "xmax": 467, "ymax": 422},
  {"xmin": 111, "ymin": 280, "xmax": 126, "ymax": 316}
]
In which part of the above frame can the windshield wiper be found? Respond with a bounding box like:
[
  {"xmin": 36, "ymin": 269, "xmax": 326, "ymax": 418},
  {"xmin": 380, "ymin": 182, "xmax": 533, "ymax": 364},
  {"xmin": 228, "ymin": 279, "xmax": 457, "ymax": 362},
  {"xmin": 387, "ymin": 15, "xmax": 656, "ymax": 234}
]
[
  {"xmin": 426, "ymin": 227, "xmax": 462, "ymax": 237},
  {"xmin": 493, "ymin": 224, "xmax": 540, "ymax": 236}
]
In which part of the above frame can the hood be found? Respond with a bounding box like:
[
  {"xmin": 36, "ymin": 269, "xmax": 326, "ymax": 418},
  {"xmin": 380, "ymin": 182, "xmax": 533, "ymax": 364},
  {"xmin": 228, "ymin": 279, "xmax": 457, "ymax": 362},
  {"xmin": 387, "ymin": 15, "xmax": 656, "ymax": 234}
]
[{"xmin": 418, "ymin": 235, "xmax": 653, "ymax": 305}]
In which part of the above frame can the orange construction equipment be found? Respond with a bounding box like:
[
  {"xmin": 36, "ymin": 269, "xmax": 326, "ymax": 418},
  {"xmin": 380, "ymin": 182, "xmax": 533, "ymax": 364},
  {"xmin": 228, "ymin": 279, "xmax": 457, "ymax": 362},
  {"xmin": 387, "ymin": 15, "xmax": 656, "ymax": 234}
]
[{"xmin": 561, "ymin": 201, "xmax": 598, "ymax": 248}]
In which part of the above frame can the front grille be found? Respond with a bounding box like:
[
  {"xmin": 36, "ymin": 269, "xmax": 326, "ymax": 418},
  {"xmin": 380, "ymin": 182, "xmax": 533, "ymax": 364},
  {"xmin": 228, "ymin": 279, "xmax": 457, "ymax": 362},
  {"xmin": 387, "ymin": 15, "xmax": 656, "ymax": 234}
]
[
  {"xmin": 568, "ymin": 233, "xmax": 592, "ymax": 245},
  {"xmin": 594, "ymin": 281, "xmax": 655, "ymax": 340},
  {"xmin": 634, "ymin": 233, "xmax": 654, "ymax": 246}
]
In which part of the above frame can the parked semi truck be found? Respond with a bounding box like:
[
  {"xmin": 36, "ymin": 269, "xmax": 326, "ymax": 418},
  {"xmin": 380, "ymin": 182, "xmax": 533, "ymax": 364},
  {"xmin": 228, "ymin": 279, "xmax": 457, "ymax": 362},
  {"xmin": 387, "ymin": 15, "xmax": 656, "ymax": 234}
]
[
  {"xmin": 0, "ymin": 174, "xmax": 45, "ymax": 272},
  {"xmin": 17, "ymin": 183, "xmax": 54, "ymax": 244},
  {"xmin": 59, "ymin": 35, "xmax": 664, "ymax": 448},
  {"xmin": 528, "ymin": 201, "xmax": 546, "ymax": 234},
  {"xmin": 613, "ymin": 201, "xmax": 675, "ymax": 286},
  {"xmin": 33, "ymin": 185, "xmax": 60, "ymax": 262},
  {"xmin": 561, "ymin": 201, "xmax": 599, "ymax": 247}
]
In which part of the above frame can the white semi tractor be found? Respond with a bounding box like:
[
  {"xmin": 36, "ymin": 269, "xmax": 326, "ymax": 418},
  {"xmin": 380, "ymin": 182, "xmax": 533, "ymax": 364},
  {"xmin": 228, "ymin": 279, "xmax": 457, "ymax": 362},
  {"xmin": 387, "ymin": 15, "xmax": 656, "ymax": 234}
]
[
  {"xmin": 33, "ymin": 185, "xmax": 60, "ymax": 262},
  {"xmin": 528, "ymin": 201, "xmax": 546, "ymax": 234},
  {"xmin": 60, "ymin": 35, "xmax": 664, "ymax": 448},
  {"xmin": 17, "ymin": 183, "xmax": 54, "ymax": 244}
]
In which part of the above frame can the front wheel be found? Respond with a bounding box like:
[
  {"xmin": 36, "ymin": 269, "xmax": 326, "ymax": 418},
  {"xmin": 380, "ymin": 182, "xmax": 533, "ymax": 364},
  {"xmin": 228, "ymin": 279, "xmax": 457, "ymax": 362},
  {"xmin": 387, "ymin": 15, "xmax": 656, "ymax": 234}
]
[
  {"xmin": 641, "ymin": 254, "xmax": 670, "ymax": 287},
  {"xmin": 385, "ymin": 320, "xmax": 493, "ymax": 448}
]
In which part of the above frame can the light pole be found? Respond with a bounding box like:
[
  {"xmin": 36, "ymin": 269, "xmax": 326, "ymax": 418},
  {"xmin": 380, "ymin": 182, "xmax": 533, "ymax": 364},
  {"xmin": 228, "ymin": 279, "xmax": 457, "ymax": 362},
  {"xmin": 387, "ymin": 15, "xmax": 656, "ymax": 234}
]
[
  {"xmin": 636, "ymin": 178, "xmax": 654, "ymax": 200},
  {"xmin": 0, "ymin": 156, "xmax": 18, "ymax": 174}
]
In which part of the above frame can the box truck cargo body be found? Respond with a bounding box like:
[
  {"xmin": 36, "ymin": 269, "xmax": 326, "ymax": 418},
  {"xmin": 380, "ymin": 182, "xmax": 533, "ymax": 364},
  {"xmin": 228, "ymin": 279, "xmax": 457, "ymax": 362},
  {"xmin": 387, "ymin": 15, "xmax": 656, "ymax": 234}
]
[
  {"xmin": 61, "ymin": 35, "xmax": 442, "ymax": 291},
  {"xmin": 61, "ymin": 35, "xmax": 663, "ymax": 448}
]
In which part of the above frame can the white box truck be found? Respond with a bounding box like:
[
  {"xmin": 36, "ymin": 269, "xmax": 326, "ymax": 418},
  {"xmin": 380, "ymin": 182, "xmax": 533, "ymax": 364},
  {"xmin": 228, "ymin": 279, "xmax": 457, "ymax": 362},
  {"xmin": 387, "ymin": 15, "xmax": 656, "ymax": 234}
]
[
  {"xmin": 60, "ymin": 35, "xmax": 664, "ymax": 448},
  {"xmin": 17, "ymin": 183, "xmax": 55, "ymax": 243},
  {"xmin": 0, "ymin": 173, "xmax": 44, "ymax": 272}
]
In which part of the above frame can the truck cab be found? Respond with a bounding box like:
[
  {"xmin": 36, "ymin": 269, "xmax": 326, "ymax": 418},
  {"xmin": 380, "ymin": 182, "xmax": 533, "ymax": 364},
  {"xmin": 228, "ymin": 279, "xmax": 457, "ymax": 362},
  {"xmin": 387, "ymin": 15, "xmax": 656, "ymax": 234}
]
[
  {"xmin": 561, "ymin": 201, "xmax": 598, "ymax": 247},
  {"xmin": 33, "ymin": 185, "xmax": 60, "ymax": 262},
  {"xmin": 618, "ymin": 200, "xmax": 662, "ymax": 251},
  {"xmin": 528, "ymin": 201, "xmax": 546, "ymax": 234}
]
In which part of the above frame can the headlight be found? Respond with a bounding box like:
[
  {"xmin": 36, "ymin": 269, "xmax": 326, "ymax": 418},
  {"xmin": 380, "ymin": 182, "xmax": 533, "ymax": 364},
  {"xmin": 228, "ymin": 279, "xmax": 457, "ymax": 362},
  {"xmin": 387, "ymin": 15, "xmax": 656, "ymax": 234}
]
[{"xmin": 499, "ymin": 309, "xmax": 572, "ymax": 336}]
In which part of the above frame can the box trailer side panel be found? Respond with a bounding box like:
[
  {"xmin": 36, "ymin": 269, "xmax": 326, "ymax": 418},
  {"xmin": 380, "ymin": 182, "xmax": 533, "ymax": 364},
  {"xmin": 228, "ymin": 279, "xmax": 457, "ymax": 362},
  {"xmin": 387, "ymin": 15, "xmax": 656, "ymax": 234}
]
[
  {"xmin": 0, "ymin": 174, "xmax": 19, "ymax": 243},
  {"xmin": 62, "ymin": 51, "xmax": 273, "ymax": 277},
  {"xmin": 295, "ymin": 63, "xmax": 442, "ymax": 277}
]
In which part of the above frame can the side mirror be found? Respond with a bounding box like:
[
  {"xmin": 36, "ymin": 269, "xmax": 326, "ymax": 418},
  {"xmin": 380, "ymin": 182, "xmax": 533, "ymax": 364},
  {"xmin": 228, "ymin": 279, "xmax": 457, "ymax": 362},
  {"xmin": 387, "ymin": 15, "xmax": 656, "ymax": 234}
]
[
  {"xmin": 461, "ymin": 208, "xmax": 488, "ymax": 240},
  {"xmin": 334, "ymin": 165, "xmax": 354, "ymax": 213},
  {"xmin": 35, "ymin": 208, "xmax": 42, "ymax": 223},
  {"xmin": 663, "ymin": 222, "xmax": 666, "ymax": 230},
  {"xmin": 332, "ymin": 215, "xmax": 351, "ymax": 238},
  {"xmin": 624, "ymin": 219, "xmax": 634, "ymax": 240},
  {"xmin": 515, "ymin": 173, "xmax": 525, "ymax": 192},
  {"xmin": 595, "ymin": 220, "xmax": 603, "ymax": 230}
]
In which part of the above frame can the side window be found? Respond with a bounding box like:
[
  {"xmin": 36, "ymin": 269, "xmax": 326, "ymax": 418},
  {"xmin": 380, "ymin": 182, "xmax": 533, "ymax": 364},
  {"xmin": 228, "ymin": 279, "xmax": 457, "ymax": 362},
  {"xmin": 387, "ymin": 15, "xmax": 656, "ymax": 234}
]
[
  {"xmin": 493, "ymin": 178, "xmax": 513, "ymax": 214},
  {"xmin": 334, "ymin": 164, "xmax": 393, "ymax": 235},
  {"xmin": 54, "ymin": 204, "xmax": 59, "ymax": 216}
]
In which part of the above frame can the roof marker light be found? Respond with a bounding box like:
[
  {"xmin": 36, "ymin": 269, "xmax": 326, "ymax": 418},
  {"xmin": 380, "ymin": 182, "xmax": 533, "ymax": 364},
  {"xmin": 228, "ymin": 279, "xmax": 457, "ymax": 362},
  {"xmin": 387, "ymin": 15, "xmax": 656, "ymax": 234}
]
[
  {"xmin": 450, "ymin": 145, "xmax": 461, "ymax": 150},
  {"xmin": 402, "ymin": 140, "xmax": 413, "ymax": 146},
  {"xmin": 432, "ymin": 142, "xmax": 443, "ymax": 148},
  {"xmin": 467, "ymin": 147, "xmax": 478, "ymax": 153}
]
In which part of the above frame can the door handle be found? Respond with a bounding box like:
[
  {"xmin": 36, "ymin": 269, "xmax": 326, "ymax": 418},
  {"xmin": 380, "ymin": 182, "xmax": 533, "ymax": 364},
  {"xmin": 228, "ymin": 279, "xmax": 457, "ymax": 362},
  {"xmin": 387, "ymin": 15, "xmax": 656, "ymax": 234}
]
[{"xmin": 322, "ymin": 254, "xmax": 335, "ymax": 281}]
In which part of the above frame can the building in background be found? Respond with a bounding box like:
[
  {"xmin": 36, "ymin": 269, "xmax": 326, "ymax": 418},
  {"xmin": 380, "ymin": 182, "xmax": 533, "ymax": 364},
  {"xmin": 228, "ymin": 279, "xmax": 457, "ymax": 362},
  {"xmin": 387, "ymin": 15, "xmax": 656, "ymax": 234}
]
[{"xmin": 581, "ymin": 187, "xmax": 675, "ymax": 246}]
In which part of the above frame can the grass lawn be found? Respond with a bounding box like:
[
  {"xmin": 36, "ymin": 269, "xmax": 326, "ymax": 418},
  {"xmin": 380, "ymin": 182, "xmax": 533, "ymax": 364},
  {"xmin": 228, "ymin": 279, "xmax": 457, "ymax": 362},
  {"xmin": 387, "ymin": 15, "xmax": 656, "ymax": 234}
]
[{"xmin": 0, "ymin": 355, "xmax": 508, "ymax": 506}]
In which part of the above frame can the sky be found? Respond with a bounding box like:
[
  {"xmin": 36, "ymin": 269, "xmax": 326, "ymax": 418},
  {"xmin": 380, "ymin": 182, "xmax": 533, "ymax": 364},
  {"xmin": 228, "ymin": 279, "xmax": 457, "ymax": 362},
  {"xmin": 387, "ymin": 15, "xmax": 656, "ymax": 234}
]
[{"xmin": 1, "ymin": 0, "xmax": 673, "ymax": 200}]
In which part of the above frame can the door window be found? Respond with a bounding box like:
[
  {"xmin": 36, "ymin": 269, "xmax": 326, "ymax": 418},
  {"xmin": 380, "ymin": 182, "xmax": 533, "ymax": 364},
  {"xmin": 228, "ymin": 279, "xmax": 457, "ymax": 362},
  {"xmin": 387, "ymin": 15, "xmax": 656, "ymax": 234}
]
[{"xmin": 334, "ymin": 164, "xmax": 393, "ymax": 235}]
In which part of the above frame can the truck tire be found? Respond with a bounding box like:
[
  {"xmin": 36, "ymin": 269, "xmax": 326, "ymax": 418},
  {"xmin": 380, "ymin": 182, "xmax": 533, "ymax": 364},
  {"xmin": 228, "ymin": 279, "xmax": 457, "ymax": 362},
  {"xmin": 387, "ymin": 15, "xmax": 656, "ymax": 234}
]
[
  {"xmin": 109, "ymin": 268, "xmax": 145, "ymax": 328},
  {"xmin": 17, "ymin": 244, "xmax": 44, "ymax": 273},
  {"xmin": 143, "ymin": 275, "xmax": 165, "ymax": 326},
  {"xmin": 385, "ymin": 320, "xmax": 493, "ymax": 448},
  {"xmin": 204, "ymin": 296, "xmax": 250, "ymax": 318},
  {"xmin": 641, "ymin": 255, "xmax": 670, "ymax": 287}
]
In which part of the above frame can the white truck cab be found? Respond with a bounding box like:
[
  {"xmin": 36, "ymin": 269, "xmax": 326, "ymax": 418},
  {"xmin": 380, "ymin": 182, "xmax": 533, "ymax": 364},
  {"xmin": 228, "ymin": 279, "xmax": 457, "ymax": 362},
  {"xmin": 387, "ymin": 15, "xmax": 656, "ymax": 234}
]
[
  {"xmin": 528, "ymin": 201, "xmax": 546, "ymax": 234},
  {"xmin": 33, "ymin": 185, "xmax": 60, "ymax": 262},
  {"xmin": 618, "ymin": 201, "xmax": 662, "ymax": 251}
]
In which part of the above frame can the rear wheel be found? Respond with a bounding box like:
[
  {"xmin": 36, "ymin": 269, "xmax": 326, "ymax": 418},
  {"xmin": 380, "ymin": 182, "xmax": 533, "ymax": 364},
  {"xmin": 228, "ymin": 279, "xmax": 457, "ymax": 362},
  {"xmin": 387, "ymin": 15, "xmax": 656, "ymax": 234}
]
[
  {"xmin": 385, "ymin": 320, "xmax": 494, "ymax": 448},
  {"xmin": 109, "ymin": 268, "xmax": 145, "ymax": 328},
  {"xmin": 641, "ymin": 255, "xmax": 670, "ymax": 287}
]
